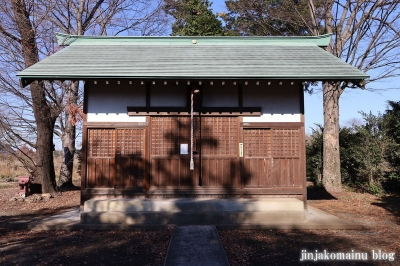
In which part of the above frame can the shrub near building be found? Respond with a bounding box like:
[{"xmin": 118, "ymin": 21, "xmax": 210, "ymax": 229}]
[{"xmin": 306, "ymin": 101, "xmax": 400, "ymax": 195}]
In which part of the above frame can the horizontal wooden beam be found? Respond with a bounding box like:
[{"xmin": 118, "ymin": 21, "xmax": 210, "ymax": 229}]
[
  {"xmin": 82, "ymin": 187, "xmax": 306, "ymax": 197},
  {"xmin": 127, "ymin": 106, "xmax": 261, "ymax": 116},
  {"xmin": 83, "ymin": 122, "xmax": 148, "ymax": 127},
  {"xmin": 147, "ymin": 186, "xmax": 306, "ymax": 195},
  {"xmin": 241, "ymin": 122, "xmax": 304, "ymax": 128}
]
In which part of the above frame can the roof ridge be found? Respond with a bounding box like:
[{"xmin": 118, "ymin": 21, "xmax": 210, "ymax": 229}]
[{"xmin": 55, "ymin": 33, "xmax": 332, "ymax": 47}]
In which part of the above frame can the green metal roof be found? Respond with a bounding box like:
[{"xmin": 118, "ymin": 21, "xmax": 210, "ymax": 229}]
[{"xmin": 17, "ymin": 33, "xmax": 369, "ymax": 86}]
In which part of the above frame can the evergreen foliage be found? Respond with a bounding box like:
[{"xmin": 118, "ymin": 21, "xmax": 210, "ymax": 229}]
[
  {"xmin": 384, "ymin": 101, "xmax": 400, "ymax": 183},
  {"xmin": 222, "ymin": 0, "xmax": 316, "ymax": 36},
  {"xmin": 164, "ymin": 0, "xmax": 225, "ymax": 36},
  {"xmin": 306, "ymin": 102, "xmax": 400, "ymax": 195}
]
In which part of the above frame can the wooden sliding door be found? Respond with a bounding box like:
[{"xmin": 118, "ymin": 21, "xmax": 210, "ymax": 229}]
[
  {"xmin": 86, "ymin": 128, "xmax": 145, "ymax": 188},
  {"xmin": 199, "ymin": 117, "xmax": 239, "ymax": 187},
  {"xmin": 243, "ymin": 128, "xmax": 302, "ymax": 188},
  {"xmin": 149, "ymin": 116, "xmax": 240, "ymax": 188},
  {"xmin": 150, "ymin": 117, "xmax": 197, "ymax": 186}
]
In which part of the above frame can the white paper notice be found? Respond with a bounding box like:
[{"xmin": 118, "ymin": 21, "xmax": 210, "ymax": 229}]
[{"xmin": 180, "ymin": 144, "xmax": 188, "ymax": 154}]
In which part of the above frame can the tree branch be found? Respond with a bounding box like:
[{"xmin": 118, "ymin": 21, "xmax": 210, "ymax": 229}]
[{"xmin": 0, "ymin": 23, "xmax": 21, "ymax": 43}]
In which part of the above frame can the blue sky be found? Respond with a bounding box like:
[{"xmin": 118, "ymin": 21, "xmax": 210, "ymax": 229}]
[
  {"xmin": 303, "ymin": 85, "xmax": 399, "ymax": 134},
  {"xmin": 210, "ymin": 0, "xmax": 400, "ymax": 134}
]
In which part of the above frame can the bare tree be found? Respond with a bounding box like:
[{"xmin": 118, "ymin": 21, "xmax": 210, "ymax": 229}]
[
  {"xmin": 0, "ymin": 0, "xmax": 169, "ymax": 192},
  {"xmin": 314, "ymin": 0, "xmax": 400, "ymax": 192},
  {"xmin": 223, "ymin": 0, "xmax": 400, "ymax": 192},
  {"xmin": 41, "ymin": 0, "xmax": 169, "ymax": 189},
  {"xmin": 0, "ymin": 0, "xmax": 61, "ymax": 194}
]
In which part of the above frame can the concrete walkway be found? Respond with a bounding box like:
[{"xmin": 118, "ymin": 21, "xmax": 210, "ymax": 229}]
[{"xmin": 164, "ymin": 226, "xmax": 229, "ymax": 266}]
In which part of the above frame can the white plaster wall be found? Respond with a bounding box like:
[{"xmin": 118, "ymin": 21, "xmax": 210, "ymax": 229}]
[
  {"xmin": 150, "ymin": 83, "xmax": 187, "ymax": 107},
  {"xmin": 202, "ymin": 83, "xmax": 238, "ymax": 107},
  {"xmin": 87, "ymin": 113, "xmax": 147, "ymax": 122},
  {"xmin": 86, "ymin": 80, "xmax": 187, "ymax": 122},
  {"xmin": 242, "ymin": 81, "xmax": 301, "ymax": 122},
  {"xmin": 87, "ymin": 80, "xmax": 146, "ymax": 113},
  {"xmin": 86, "ymin": 80, "xmax": 147, "ymax": 122},
  {"xmin": 85, "ymin": 80, "xmax": 302, "ymax": 123},
  {"xmin": 242, "ymin": 114, "xmax": 301, "ymax": 122}
]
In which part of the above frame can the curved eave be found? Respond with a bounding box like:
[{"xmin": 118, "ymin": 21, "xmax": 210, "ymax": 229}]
[
  {"xmin": 17, "ymin": 41, "xmax": 369, "ymax": 88},
  {"xmin": 19, "ymin": 75, "xmax": 368, "ymax": 88}
]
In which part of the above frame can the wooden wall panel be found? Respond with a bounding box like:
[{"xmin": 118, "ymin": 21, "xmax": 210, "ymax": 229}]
[
  {"xmin": 151, "ymin": 117, "xmax": 190, "ymax": 156},
  {"xmin": 95, "ymin": 158, "xmax": 104, "ymax": 187},
  {"xmin": 109, "ymin": 158, "xmax": 115, "ymax": 187},
  {"xmin": 87, "ymin": 128, "xmax": 145, "ymax": 188},
  {"xmin": 150, "ymin": 158, "xmax": 197, "ymax": 187},
  {"xmin": 84, "ymin": 118, "xmax": 306, "ymax": 198},
  {"xmin": 272, "ymin": 129, "xmax": 300, "ymax": 157},
  {"xmin": 200, "ymin": 117, "xmax": 238, "ymax": 156},
  {"xmin": 87, "ymin": 158, "xmax": 114, "ymax": 188},
  {"xmin": 115, "ymin": 157, "xmax": 145, "ymax": 188},
  {"xmin": 243, "ymin": 158, "xmax": 273, "ymax": 188},
  {"xmin": 116, "ymin": 129, "xmax": 144, "ymax": 157},
  {"xmin": 201, "ymin": 158, "xmax": 239, "ymax": 187},
  {"xmin": 243, "ymin": 129, "xmax": 271, "ymax": 157},
  {"xmin": 243, "ymin": 128, "xmax": 301, "ymax": 189},
  {"xmin": 88, "ymin": 129, "xmax": 115, "ymax": 157},
  {"xmin": 273, "ymin": 158, "xmax": 301, "ymax": 187},
  {"xmin": 87, "ymin": 158, "xmax": 96, "ymax": 188}
]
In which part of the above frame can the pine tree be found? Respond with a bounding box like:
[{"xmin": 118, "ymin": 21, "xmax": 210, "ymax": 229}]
[
  {"xmin": 164, "ymin": 0, "xmax": 225, "ymax": 36},
  {"xmin": 223, "ymin": 0, "xmax": 314, "ymax": 36}
]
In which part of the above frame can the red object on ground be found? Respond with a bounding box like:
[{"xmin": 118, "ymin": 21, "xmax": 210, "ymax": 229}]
[{"xmin": 18, "ymin": 176, "xmax": 30, "ymax": 197}]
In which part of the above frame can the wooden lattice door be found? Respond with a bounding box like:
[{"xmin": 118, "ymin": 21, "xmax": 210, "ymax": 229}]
[
  {"xmin": 150, "ymin": 117, "xmax": 197, "ymax": 186},
  {"xmin": 149, "ymin": 116, "xmax": 239, "ymax": 188},
  {"xmin": 243, "ymin": 128, "xmax": 301, "ymax": 188},
  {"xmin": 199, "ymin": 117, "xmax": 239, "ymax": 187},
  {"xmin": 87, "ymin": 128, "xmax": 145, "ymax": 188}
]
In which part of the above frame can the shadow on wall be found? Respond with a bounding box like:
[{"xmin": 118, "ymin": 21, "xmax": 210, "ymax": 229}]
[
  {"xmin": 86, "ymin": 116, "xmax": 302, "ymax": 196},
  {"xmin": 146, "ymin": 116, "xmax": 252, "ymax": 191}
]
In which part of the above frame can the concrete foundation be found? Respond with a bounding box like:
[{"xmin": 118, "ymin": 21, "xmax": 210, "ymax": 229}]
[{"xmin": 80, "ymin": 198, "xmax": 306, "ymax": 227}]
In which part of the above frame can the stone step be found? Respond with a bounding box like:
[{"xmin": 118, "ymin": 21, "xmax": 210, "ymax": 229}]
[
  {"xmin": 80, "ymin": 210, "xmax": 306, "ymax": 225},
  {"xmin": 81, "ymin": 198, "xmax": 306, "ymax": 226},
  {"xmin": 83, "ymin": 198, "xmax": 304, "ymax": 212}
]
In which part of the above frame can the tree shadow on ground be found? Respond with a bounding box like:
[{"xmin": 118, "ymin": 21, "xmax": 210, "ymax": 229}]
[
  {"xmin": 0, "ymin": 212, "xmax": 171, "ymax": 266},
  {"xmin": 58, "ymin": 184, "xmax": 81, "ymax": 191},
  {"xmin": 0, "ymin": 206, "xmax": 78, "ymax": 231},
  {"xmin": 371, "ymin": 195, "xmax": 400, "ymax": 224},
  {"xmin": 307, "ymin": 185, "xmax": 337, "ymax": 200},
  {"xmin": 219, "ymin": 229, "xmax": 393, "ymax": 266}
]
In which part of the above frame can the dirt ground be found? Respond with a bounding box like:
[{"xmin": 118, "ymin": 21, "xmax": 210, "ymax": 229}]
[
  {"xmin": 221, "ymin": 187, "xmax": 400, "ymax": 266},
  {"xmin": 1, "ymin": 181, "xmax": 399, "ymax": 266}
]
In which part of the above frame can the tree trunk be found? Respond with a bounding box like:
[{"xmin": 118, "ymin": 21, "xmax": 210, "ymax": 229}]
[
  {"xmin": 32, "ymin": 83, "xmax": 58, "ymax": 193},
  {"xmin": 58, "ymin": 81, "xmax": 79, "ymax": 189},
  {"xmin": 322, "ymin": 82, "xmax": 343, "ymax": 192},
  {"xmin": 12, "ymin": 0, "xmax": 58, "ymax": 194}
]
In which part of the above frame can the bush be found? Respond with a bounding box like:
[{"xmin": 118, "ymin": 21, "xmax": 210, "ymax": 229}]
[{"xmin": 306, "ymin": 101, "xmax": 400, "ymax": 195}]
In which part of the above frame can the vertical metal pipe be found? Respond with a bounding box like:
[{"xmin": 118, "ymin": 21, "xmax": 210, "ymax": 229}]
[{"xmin": 190, "ymin": 90, "xmax": 194, "ymax": 170}]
